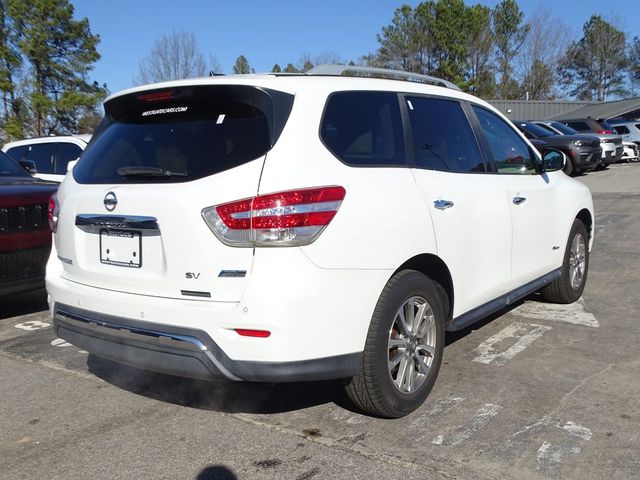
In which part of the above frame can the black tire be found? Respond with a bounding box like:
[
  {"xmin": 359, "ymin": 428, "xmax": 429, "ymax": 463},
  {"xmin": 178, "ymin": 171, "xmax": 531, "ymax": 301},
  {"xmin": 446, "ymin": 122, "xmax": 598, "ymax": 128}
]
[
  {"xmin": 345, "ymin": 270, "xmax": 446, "ymax": 418},
  {"xmin": 541, "ymin": 219, "xmax": 589, "ymax": 304}
]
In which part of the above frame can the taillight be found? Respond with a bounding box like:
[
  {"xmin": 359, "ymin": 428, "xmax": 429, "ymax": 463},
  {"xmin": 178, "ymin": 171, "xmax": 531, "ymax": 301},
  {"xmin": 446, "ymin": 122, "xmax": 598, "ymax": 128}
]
[
  {"xmin": 202, "ymin": 186, "xmax": 346, "ymax": 247},
  {"xmin": 597, "ymin": 129, "xmax": 614, "ymax": 134},
  {"xmin": 48, "ymin": 193, "xmax": 60, "ymax": 233}
]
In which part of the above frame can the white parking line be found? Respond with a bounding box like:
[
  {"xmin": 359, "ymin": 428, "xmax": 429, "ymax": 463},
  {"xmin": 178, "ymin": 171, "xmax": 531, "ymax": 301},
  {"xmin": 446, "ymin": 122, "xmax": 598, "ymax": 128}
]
[
  {"xmin": 511, "ymin": 298, "xmax": 599, "ymax": 328},
  {"xmin": 431, "ymin": 403, "xmax": 501, "ymax": 446},
  {"xmin": 14, "ymin": 320, "xmax": 50, "ymax": 331},
  {"xmin": 409, "ymin": 396, "xmax": 465, "ymax": 441},
  {"xmin": 472, "ymin": 323, "xmax": 552, "ymax": 365},
  {"xmin": 536, "ymin": 421, "xmax": 592, "ymax": 474}
]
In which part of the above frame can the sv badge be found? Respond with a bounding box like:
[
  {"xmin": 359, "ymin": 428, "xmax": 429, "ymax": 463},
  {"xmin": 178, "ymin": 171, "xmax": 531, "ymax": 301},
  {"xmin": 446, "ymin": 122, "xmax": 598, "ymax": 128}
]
[{"xmin": 185, "ymin": 272, "xmax": 201, "ymax": 279}]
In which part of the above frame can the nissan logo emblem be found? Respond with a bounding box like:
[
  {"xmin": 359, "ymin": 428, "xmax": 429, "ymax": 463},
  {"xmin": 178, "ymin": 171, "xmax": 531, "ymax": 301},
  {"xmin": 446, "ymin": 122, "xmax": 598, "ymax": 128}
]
[{"xmin": 104, "ymin": 191, "xmax": 117, "ymax": 212}]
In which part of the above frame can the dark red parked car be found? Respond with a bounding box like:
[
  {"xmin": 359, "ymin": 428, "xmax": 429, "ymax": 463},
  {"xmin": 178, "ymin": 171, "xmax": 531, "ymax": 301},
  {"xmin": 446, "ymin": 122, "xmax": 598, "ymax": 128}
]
[{"xmin": 0, "ymin": 150, "xmax": 57, "ymax": 295}]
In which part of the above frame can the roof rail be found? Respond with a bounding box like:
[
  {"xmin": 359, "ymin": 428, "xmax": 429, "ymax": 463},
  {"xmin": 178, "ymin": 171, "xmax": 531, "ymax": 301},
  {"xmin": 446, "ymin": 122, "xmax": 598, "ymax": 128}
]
[{"xmin": 306, "ymin": 64, "xmax": 461, "ymax": 91}]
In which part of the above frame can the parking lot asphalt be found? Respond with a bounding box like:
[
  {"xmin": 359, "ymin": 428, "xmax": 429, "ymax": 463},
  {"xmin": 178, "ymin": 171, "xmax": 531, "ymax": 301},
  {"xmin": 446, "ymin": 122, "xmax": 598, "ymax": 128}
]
[{"xmin": 1, "ymin": 163, "xmax": 639, "ymax": 480}]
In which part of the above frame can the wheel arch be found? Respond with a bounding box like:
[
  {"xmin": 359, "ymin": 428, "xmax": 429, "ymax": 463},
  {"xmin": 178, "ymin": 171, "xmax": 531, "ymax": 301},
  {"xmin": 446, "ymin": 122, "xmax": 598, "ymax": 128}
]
[
  {"xmin": 576, "ymin": 208, "xmax": 593, "ymax": 242},
  {"xmin": 395, "ymin": 254, "xmax": 454, "ymax": 321}
]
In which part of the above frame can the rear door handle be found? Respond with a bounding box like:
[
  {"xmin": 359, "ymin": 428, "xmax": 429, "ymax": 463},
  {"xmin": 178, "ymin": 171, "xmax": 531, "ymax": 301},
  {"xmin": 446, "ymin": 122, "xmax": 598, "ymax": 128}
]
[
  {"xmin": 433, "ymin": 199, "xmax": 454, "ymax": 210},
  {"xmin": 512, "ymin": 196, "xmax": 527, "ymax": 205}
]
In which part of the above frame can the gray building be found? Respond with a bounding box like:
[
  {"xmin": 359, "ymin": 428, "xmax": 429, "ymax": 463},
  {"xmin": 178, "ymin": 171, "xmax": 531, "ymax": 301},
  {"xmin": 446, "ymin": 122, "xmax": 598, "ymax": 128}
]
[{"xmin": 488, "ymin": 97, "xmax": 640, "ymax": 122}]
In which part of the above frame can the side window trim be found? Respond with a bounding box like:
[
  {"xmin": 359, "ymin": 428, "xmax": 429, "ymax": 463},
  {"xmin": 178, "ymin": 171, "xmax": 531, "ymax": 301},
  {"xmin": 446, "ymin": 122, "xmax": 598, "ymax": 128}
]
[{"xmin": 400, "ymin": 93, "xmax": 488, "ymax": 174}]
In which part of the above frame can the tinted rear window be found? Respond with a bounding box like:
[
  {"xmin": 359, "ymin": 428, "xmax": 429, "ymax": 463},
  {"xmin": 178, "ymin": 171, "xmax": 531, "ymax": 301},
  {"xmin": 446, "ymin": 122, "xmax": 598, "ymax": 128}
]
[
  {"xmin": 74, "ymin": 85, "xmax": 293, "ymax": 184},
  {"xmin": 566, "ymin": 121, "xmax": 589, "ymax": 132},
  {"xmin": 549, "ymin": 122, "xmax": 578, "ymax": 135},
  {"xmin": 320, "ymin": 91, "xmax": 406, "ymax": 167},
  {"xmin": 24, "ymin": 143, "xmax": 54, "ymax": 173}
]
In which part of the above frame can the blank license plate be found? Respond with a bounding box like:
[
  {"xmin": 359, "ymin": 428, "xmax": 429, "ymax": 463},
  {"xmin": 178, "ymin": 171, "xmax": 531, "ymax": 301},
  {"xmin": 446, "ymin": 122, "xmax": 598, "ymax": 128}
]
[{"xmin": 99, "ymin": 229, "xmax": 142, "ymax": 268}]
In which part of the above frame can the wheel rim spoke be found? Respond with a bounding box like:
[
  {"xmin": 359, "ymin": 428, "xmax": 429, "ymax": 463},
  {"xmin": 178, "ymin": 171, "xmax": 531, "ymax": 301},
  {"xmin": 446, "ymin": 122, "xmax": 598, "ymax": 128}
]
[
  {"xmin": 415, "ymin": 313, "xmax": 434, "ymax": 339},
  {"xmin": 389, "ymin": 349, "xmax": 404, "ymax": 370},
  {"xmin": 395, "ymin": 356, "xmax": 410, "ymax": 390},
  {"xmin": 412, "ymin": 301, "xmax": 427, "ymax": 334},
  {"xmin": 396, "ymin": 307, "xmax": 410, "ymax": 336},
  {"xmin": 415, "ymin": 352, "xmax": 431, "ymax": 375},
  {"xmin": 416, "ymin": 343, "xmax": 435, "ymax": 357}
]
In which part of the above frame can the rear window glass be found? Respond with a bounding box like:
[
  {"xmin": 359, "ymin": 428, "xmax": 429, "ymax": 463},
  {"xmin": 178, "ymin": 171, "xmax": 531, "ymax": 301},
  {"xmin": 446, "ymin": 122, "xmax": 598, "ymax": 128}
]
[
  {"xmin": 57, "ymin": 143, "xmax": 83, "ymax": 174},
  {"xmin": 614, "ymin": 126, "xmax": 630, "ymax": 134},
  {"xmin": 74, "ymin": 85, "xmax": 293, "ymax": 184},
  {"xmin": 23, "ymin": 143, "xmax": 54, "ymax": 173},
  {"xmin": 566, "ymin": 121, "xmax": 589, "ymax": 132},
  {"xmin": 320, "ymin": 91, "xmax": 406, "ymax": 167},
  {"xmin": 5, "ymin": 145, "xmax": 28, "ymax": 161}
]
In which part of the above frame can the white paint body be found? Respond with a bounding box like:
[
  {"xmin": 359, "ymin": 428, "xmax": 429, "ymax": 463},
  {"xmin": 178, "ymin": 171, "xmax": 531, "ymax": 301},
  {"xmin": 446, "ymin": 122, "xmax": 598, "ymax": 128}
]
[{"xmin": 46, "ymin": 73, "xmax": 594, "ymax": 367}]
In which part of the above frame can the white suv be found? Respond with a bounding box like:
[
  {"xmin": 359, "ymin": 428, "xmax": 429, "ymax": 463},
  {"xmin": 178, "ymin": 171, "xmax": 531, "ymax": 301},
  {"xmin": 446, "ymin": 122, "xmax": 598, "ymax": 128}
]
[{"xmin": 46, "ymin": 66, "xmax": 594, "ymax": 418}]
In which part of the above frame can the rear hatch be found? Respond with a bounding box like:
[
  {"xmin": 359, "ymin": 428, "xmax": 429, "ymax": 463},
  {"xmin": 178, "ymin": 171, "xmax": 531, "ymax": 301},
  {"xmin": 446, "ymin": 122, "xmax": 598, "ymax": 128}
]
[{"xmin": 55, "ymin": 83, "xmax": 293, "ymax": 302}]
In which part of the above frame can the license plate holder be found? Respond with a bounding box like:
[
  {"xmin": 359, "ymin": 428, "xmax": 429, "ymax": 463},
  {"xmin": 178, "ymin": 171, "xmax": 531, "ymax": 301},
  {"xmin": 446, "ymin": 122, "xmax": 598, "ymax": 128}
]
[{"xmin": 99, "ymin": 229, "xmax": 142, "ymax": 268}]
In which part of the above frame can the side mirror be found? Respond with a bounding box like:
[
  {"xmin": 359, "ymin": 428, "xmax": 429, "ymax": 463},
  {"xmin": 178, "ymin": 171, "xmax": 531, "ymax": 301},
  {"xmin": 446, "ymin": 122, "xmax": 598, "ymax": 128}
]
[
  {"xmin": 67, "ymin": 158, "xmax": 79, "ymax": 172},
  {"xmin": 542, "ymin": 149, "xmax": 566, "ymax": 173},
  {"xmin": 19, "ymin": 159, "xmax": 37, "ymax": 175}
]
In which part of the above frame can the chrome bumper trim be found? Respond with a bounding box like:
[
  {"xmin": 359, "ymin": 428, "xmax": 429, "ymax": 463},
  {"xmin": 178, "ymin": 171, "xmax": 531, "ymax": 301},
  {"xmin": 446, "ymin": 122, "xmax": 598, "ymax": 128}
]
[{"xmin": 54, "ymin": 310, "xmax": 207, "ymax": 352}]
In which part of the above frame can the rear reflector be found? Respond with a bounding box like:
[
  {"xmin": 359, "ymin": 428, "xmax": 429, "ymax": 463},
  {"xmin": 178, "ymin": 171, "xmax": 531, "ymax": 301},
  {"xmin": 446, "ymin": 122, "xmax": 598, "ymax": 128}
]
[
  {"xmin": 202, "ymin": 186, "xmax": 346, "ymax": 247},
  {"xmin": 48, "ymin": 193, "xmax": 59, "ymax": 233},
  {"xmin": 235, "ymin": 329, "xmax": 271, "ymax": 338}
]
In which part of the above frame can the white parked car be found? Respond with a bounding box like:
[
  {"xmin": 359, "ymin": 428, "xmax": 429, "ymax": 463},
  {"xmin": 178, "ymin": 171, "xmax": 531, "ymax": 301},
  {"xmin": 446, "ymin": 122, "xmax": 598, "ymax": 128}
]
[
  {"xmin": 610, "ymin": 120, "xmax": 640, "ymax": 145},
  {"xmin": 622, "ymin": 141, "xmax": 639, "ymax": 162},
  {"xmin": 2, "ymin": 134, "xmax": 91, "ymax": 183},
  {"xmin": 46, "ymin": 66, "xmax": 594, "ymax": 417}
]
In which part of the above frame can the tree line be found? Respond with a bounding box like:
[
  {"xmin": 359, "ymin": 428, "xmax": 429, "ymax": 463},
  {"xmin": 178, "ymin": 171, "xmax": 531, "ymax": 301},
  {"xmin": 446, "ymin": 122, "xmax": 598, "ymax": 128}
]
[
  {"xmin": 1, "ymin": 0, "xmax": 639, "ymax": 145},
  {"xmin": 0, "ymin": 0, "xmax": 106, "ymax": 144},
  {"xmin": 367, "ymin": 0, "xmax": 639, "ymax": 102}
]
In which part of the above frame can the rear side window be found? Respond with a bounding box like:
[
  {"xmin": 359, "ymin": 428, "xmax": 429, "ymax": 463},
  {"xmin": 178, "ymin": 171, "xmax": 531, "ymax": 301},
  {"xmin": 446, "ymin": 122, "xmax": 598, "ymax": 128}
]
[
  {"xmin": 56, "ymin": 143, "xmax": 83, "ymax": 174},
  {"xmin": 566, "ymin": 121, "xmax": 589, "ymax": 132},
  {"xmin": 406, "ymin": 97, "xmax": 485, "ymax": 172},
  {"xmin": 25, "ymin": 144, "xmax": 55, "ymax": 173},
  {"xmin": 74, "ymin": 85, "xmax": 293, "ymax": 184},
  {"xmin": 320, "ymin": 91, "xmax": 405, "ymax": 167},
  {"xmin": 5, "ymin": 145, "xmax": 28, "ymax": 162},
  {"xmin": 614, "ymin": 126, "xmax": 630, "ymax": 134}
]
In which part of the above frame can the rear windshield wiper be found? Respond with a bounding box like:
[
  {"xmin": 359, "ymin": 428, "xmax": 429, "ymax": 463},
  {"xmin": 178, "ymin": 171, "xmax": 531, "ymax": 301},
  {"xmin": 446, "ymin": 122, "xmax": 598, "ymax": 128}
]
[{"xmin": 117, "ymin": 166, "xmax": 187, "ymax": 178}]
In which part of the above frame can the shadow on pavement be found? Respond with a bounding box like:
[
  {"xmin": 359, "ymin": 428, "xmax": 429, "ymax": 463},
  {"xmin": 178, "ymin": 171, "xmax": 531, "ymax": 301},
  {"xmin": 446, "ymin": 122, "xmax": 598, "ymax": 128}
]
[
  {"xmin": 87, "ymin": 354, "xmax": 352, "ymax": 415},
  {"xmin": 196, "ymin": 465, "xmax": 238, "ymax": 480},
  {"xmin": 444, "ymin": 294, "xmax": 547, "ymax": 346},
  {"xmin": 0, "ymin": 288, "xmax": 48, "ymax": 320}
]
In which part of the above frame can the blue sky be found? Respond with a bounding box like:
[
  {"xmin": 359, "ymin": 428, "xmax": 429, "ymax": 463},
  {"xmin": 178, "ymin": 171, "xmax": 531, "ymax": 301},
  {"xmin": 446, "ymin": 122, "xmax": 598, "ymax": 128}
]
[{"xmin": 72, "ymin": 0, "xmax": 640, "ymax": 95}]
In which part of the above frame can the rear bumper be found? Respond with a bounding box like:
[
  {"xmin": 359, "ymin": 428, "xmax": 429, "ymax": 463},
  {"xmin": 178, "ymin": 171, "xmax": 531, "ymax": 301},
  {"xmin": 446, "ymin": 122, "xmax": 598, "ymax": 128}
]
[{"xmin": 53, "ymin": 303, "xmax": 361, "ymax": 382}]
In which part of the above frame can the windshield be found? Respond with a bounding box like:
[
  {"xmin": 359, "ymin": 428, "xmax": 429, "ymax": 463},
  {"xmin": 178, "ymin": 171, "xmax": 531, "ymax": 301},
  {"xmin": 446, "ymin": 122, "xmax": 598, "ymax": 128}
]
[
  {"xmin": 0, "ymin": 150, "xmax": 28, "ymax": 177},
  {"xmin": 549, "ymin": 122, "xmax": 579, "ymax": 135}
]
